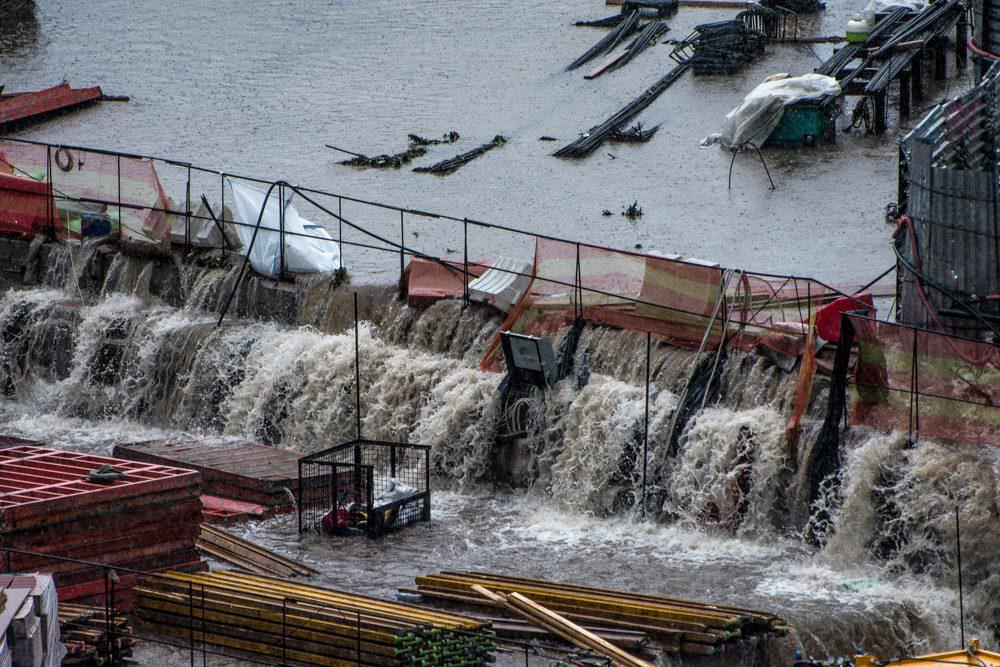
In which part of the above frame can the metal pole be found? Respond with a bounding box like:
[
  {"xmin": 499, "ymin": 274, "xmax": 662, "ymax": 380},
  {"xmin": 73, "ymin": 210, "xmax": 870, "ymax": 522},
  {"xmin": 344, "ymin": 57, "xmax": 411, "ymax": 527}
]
[
  {"xmin": 104, "ymin": 567, "xmax": 112, "ymax": 666},
  {"xmin": 116, "ymin": 155, "xmax": 122, "ymax": 241},
  {"xmin": 188, "ymin": 581, "xmax": 195, "ymax": 667},
  {"xmin": 46, "ymin": 146, "xmax": 54, "ymax": 239},
  {"xmin": 281, "ymin": 597, "xmax": 288, "ymax": 666},
  {"xmin": 220, "ymin": 172, "xmax": 225, "ymax": 224},
  {"xmin": 399, "ymin": 210, "xmax": 405, "ymax": 288},
  {"xmin": 956, "ymin": 506, "xmax": 965, "ymax": 647},
  {"xmin": 201, "ymin": 584, "xmax": 206, "ymax": 667},
  {"xmin": 279, "ymin": 184, "xmax": 286, "ymax": 280},
  {"xmin": 463, "ymin": 219, "xmax": 469, "ymax": 305},
  {"xmin": 185, "ymin": 164, "xmax": 192, "ymax": 248},
  {"xmin": 354, "ymin": 291, "xmax": 362, "ymax": 440},
  {"xmin": 575, "ymin": 243, "xmax": 582, "ymax": 319},
  {"xmin": 338, "ymin": 196, "xmax": 344, "ymax": 268},
  {"xmin": 297, "ymin": 460, "xmax": 303, "ymax": 533},
  {"xmin": 643, "ymin": 331, "xmax": 650, "ymax": 516},
  {"xmin": 357, "ymin": 610, "xmax": 362, "ymax": 664}
]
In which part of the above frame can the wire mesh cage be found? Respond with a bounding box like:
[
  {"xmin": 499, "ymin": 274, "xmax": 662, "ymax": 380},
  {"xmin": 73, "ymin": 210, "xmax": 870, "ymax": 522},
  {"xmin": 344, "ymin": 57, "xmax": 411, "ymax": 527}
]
[{"xmin": 298, "ymin": 438, "xmax": 430, "ymax": 538}]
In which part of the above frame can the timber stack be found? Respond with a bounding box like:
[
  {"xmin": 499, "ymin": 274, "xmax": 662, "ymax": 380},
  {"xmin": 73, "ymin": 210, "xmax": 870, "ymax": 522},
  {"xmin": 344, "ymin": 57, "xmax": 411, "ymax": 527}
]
[
  {"xmin": 133, "ymin": 571, "xmax": 496, "ymax": 666},
  {"xmin": 404, "ymin": 571, "xmax": 786, "ymax": 656},
  {"xmin": 59, "ymin": 603, "xmax": 135, "ymax": 665}
]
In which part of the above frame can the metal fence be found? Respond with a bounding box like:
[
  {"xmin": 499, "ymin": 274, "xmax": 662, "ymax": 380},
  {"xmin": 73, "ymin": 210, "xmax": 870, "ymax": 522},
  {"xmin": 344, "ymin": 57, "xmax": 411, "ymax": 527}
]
[
  {"xmin": 0, "ymin": 135, "xmax": 866, "ymax": 354},
  {"xmin": 0, "ymin": 547, "xmax": 609, "ymax": 666}
]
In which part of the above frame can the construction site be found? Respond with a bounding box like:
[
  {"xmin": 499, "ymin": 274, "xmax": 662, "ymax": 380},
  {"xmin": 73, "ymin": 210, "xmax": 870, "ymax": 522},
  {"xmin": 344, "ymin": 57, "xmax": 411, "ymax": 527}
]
[{"xmin": 0, "ymin": 0, "xmax": 998, "ymax": 665}]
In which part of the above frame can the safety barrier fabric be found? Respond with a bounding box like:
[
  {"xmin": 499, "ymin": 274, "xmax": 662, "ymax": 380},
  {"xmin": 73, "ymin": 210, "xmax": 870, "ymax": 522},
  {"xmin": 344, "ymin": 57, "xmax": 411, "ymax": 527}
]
[
  {"xmin": 481, "ymin": 238, "xmax": 851, "ymax": 370},
  {"xmin": 0, "ymin": 141, "xmax": 170, "ymax": 243},
  {"xmin": 846, "ymin": 313, "xmax": 1000, "ymax": 445}
]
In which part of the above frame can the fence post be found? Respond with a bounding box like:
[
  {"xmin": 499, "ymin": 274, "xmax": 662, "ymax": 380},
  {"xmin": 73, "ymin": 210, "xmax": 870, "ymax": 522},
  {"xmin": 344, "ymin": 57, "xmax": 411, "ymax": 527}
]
[
  {"xmin": 188, "ymin": 581, "xmax": 195, "ymax": 667},
  {"xmin": 338, "ymin": 196, "xmax": 344, "ymax": 268},
  {"xmin": 281, "ymin": 596, "xmax": 288, "ymax": 666},
  {"xmin": 642, "ymin": 331, "xmax": 650, "ymax": 516},
  {"xmin": 279, "ymin": 183, "xmax": 286, "ymax": 280},
  {"xmin": 574, "ymin": 243, "xmax": 582, "ymax": 320},
  {"xmin": 46, "ymin": 145, "xmax": 54, "ymax": 239},
  {"xmin": 356, "ymin": 610, "xmax": 362, "ymax": 664},
  {"xmin": 399, "ymin": 210, "xmax": 405, "ymax": 289},
  {"xmin": 201, "ymin": 584, "xmax": 207, "ymax": 667},
  {"xmin": 297, "ymin": 460, "xmax": 303, "ymax": 533},
  {"xmin": 116, "ymin": 155, "xmax": 122, "ymax": 241},
  {"xmin": 103, "ymin": 567, "xmax": 112, "ymax": 666},
  {"xmin": 185, "ymin": 164, "xmax": 192, "ymax": 248},
  {"xmin": 463, "ymin": 219, "xmax": 469, "ymax": 305},
  {"xmin": 109, "ymin": 571, "xmax": 117, "ymax": 666}
]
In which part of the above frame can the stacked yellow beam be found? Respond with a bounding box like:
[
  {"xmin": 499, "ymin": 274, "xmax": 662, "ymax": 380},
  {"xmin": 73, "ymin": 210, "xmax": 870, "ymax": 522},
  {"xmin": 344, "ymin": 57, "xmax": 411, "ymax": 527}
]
[
  {"xmin": 473, "ymin": 585, "xmax": 653, "ymax": 667},
  {"xmin": 405, "ymin": 571, "xmax": 787, "ymax": 656},
  {"xmin": 196, "ymin": 524, "xmax": 317, "ymax": 578},
  {"xmin": 134, "ymin": 571, "xmax": 494, "ymax": 666}
]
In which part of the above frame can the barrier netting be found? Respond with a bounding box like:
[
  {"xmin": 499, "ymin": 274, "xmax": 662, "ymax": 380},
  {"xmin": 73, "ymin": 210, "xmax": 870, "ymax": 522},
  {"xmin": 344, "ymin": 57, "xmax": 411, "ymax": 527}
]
[
  {"xmin": 0, "ymin": 141, "xmax": 171, "ymax": 242},
  {"xmin": 842, "ymin": 313, "xmax": 1000, "ymax": 445},
  {"xmin": 481, "ymin": 237, "xmax": 849, "ymax": 370}
]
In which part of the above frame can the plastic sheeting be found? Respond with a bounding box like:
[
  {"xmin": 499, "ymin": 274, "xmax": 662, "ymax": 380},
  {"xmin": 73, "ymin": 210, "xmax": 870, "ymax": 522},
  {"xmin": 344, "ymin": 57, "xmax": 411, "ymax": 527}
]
[
  {"xmin": 713, "ymin": 73, "xmax": 841, "ymax": 148},
  {"xmin": 228, "ymin": 179, "xmax": 341, "ymax": 278}
]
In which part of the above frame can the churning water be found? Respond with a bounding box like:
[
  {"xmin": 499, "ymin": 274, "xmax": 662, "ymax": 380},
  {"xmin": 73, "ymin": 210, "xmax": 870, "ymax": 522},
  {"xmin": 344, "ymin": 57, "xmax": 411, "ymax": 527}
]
[
  {"xmin": 1, "ymin": 253, "xmax": 996, "ymax": 662},
  {"xmin": 0, "ymin": 0, "xmax": 988, "ymax": 662}
]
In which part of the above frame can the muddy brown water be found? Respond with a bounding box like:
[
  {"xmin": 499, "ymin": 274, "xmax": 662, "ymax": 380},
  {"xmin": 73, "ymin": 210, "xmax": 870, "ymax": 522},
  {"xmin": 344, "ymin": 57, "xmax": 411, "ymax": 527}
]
[{"xmin": 0, "ymin": 0, "xmax": 983, "ymax": 664}]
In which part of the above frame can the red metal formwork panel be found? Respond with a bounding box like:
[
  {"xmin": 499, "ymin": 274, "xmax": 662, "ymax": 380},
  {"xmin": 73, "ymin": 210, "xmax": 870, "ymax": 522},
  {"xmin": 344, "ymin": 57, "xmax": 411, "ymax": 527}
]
[
  {"xmin": 114, "ymin": 438, "xmax": 304, "ymax": 509},
  {"xmin": 0, "ymin": 83, "xmax": 103, "ymax": 129},
  {"xmin": 0, "ymin": 445, "xmax": 200, "ymax": 527}
]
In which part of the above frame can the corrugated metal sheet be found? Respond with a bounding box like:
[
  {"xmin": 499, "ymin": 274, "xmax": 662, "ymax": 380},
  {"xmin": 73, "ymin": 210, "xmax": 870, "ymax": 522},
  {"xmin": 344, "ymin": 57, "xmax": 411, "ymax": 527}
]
[{"xmin": 898, "ymin": 62, "xmax": 999, "ymax": 338}]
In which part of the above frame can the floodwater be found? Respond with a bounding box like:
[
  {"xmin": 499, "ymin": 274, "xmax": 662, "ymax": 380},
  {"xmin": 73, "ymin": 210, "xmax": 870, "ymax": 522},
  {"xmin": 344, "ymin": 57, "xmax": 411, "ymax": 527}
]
[
  {"xmin": 0, "ymin": 0, "xmax": 967, "ymax": 284},
  {"xmin": 0, "ymin": 1, "xmax": 986, "ymax": 665}
]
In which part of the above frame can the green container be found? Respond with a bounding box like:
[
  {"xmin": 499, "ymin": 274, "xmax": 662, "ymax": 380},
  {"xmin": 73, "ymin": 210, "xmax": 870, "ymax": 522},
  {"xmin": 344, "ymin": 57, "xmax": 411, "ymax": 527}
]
[{"xmin": 765, "ymin": 95, "xmax": 841, "ymax": 148}]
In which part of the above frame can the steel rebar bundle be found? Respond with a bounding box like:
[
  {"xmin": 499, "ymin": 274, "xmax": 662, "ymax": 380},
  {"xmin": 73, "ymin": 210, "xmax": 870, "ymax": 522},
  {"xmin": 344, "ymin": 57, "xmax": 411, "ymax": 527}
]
[
  {"xmin": 554, "ymin": 62, "xmax": 689, "ymax": 158},
  {"xmin": 609, "ymin": 20, "xmax": 671, "ymax": 72},
  {"xmin": 413, "ymin": 135, "xmax": 507, "ymax": 174},
  {"xmin": 566, "ymin": 10, "xmax": 641, "ymax": 70}
]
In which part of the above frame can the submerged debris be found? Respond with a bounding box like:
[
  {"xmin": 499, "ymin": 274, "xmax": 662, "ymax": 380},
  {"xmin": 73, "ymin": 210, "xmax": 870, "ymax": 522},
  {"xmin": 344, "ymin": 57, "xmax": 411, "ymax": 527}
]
[
  {"xmin": 575, "ymin": 14, "xmax": 630, "ymax": 28},
  {"xmin": 554, "ymin": 62, "xmax": 689, "ymax": 158},
  {"xmin": 610, "ymin": 122, "xmax": 661, "ymax": 142},
  {"xmin": 329, "ymin": 131, "xmax": 458, "ymax": 169},
  {"xmin": 539, "ymin": 135, "xmax": 558, "ymax": 141},
  {"xmin": 622, "ymin": 201, "xmax": 643, "ymax": 219},
  {"xmin": 671, "ymin": 19, "xmax": 768, "ymax": 75},
  {"xmin": 567, "ymin": 10, "xmax": 641, "ymax": 71},
  {"xmin": 414, "ymin": 135, "xmax": 507, "ymax": 175},
  {"xmin": 407, "ymin": 131, "xmax": 460, "ymax": 146},
  {"xmin": 602, "ymin": 209, "xmax": 614, "ymax": 216},
  {"xmin": 328, "ymin": 143, "xmax": 428, "ymax": 169},
  {"xmin": 595, "ymin": 19, "xmax": 671, "ymax": 77}
]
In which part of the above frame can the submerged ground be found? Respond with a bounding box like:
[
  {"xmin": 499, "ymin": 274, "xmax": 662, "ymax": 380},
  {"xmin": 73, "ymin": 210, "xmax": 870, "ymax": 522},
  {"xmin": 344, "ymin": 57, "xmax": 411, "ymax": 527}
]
[
  {"xmin": 2, "ymin": 0, "xmax": 966, "ymax": 284},
  {"xmin": 0, "ymin": 0, "xmax": 987, "ymax": 665}
]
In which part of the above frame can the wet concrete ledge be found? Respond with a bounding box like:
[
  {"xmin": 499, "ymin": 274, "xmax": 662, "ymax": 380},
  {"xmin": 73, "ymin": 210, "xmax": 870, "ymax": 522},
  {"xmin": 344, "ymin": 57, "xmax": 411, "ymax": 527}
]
[{"xmin": 0, "ymin": 234, "xmax": 395, "ymax": 326}]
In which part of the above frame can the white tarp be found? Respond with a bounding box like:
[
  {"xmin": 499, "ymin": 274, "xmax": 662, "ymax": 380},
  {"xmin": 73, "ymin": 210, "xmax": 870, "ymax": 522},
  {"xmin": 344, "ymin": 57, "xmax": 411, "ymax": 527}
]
[
  {"xmin": 710, "ymin": 73, "xmax": 841, "ymax": 148},
  {"xmin": 169, "ymin": 199, "xmax": 243, "ymax": 250},
  {"xmin": 227, "ymin": 179, "xmax": 341, "ymax": 278}
]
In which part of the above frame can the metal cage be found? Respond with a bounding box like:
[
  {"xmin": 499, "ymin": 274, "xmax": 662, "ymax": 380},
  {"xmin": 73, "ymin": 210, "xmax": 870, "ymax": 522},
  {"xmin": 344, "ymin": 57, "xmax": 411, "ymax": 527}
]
[{"xmin": 297, "ymin": 438, "xmax": 431, "ymax": 538}]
